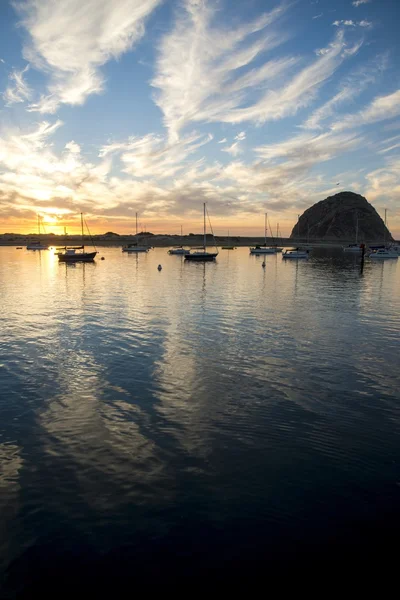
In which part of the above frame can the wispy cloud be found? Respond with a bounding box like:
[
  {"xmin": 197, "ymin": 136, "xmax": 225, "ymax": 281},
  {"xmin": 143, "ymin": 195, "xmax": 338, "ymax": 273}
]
[
  {"xmin": 364, "ymin": 156, "xmax": 400, "ymax": 212},
  {"xmin": 214, "ymin": 30, "xmax": 353, "ymax": 125},
  {"xmin": 255, "ymin": 130, "xmax": 362, "ymax": 164},
  {"xmin": 15, "ymin": 0, "xmax": 162, "ymax": 113},
  {"xmin": 312, "ymin": 14, "xmax": 323, "ymax": 20},
  {"xmin": 302, "ymin": 54, "xmax": 388, "ymax": 129},
  {"xmin": 333, "ymin": 19, "xmax": 372, "ymax": 28},
  {"xmin": 331, "ymin": 89, "xmax": 400, "ymax": 131},
  {"xmin": 221, "ymin": 141, "xmax": 243, "ymax": 157},
  {"xmin": 100, "ymin": 131, "xmax": 213, "ymax": 179},
  {"xmin": 3, "ymin": 65, "xmax": 32, "ymax": 105},
  {"xmin": 352, "ymin": 0, "xmax": 370, "ymax": 7},
  {"xmin": 152, "ymin": 0, "xmax": 290, "ymax": 140},
  {"xmin": 235, "ymin": 131, "xmax": 246, "ymax": 141}
]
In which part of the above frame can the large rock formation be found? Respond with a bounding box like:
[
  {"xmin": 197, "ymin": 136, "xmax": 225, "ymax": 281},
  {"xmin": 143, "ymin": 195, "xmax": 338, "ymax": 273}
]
[{"xmin": 290, "ymin": 191, "xmax": 393, "ymax": 242}]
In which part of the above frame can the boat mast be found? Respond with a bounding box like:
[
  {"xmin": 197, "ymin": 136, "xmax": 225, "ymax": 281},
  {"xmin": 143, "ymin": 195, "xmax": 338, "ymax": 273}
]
[
  {"xmin": 81, "ymin": 212, "xmax": 84, "ymax": 248},
  {"xmin": 38, "ymin": 214, "xmax": 40, "ymax": 237},
  {"xmin": 203, "ymin": 202, "xmax": 206, "ymax": 251},
  {"xmin": 355, "ymin": 211, "xmax": 358, "ymax": 244},
  {"xmin": 264, "ymin": 213, "xmax": 267, "ymax": 246},
  {"xmin": 136, "ymin": 212, "xmax": 138, "ymax": 237},
  {"xmin": 384, "ymin": 208, "xmax": 387, "ymax": 245}
]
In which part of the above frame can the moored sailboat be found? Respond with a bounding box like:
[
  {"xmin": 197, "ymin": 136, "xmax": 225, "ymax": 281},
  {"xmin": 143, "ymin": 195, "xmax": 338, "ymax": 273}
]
[
  {"xmin": 185, "ymin": 203, "xmax": 218, "ymax": 262},
  {"xmin": 168, "ymin": 246, "xmax": 190, "ymax": 255},
  {"xmin": 250, "ymin": 213, "xmax": 280, "ymax": 254},
  {"xmin": 282, "ymin": 248, "xmax": 309, "ymax": 259},
  {"xmin": 26, "ymin": 215, "xmax": 49, "ymax": 250},
  {"xmin": 343, "ymin": 212, "xmax": 362, "ymax": 252},
  {"xmin": 57, "ymin": 214, "xmax": 97, "ymax": 263},
  {"xmin": 122, "ymin": 213, "xmax": 150, "ymax": 252},
  {"xmin": 221, "ymin": 230, "xmax": 236, "ymax": 250}
]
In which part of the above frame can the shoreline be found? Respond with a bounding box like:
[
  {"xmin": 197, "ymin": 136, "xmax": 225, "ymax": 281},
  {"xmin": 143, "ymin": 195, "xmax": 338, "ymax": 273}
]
[{"xmin": 0, "ymin": 235, "xmax": 395, "ymax": 247}]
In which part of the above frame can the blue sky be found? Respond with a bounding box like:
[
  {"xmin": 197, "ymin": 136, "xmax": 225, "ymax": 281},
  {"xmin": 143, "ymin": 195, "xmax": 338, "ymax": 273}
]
[{"xmin": 1, "ymin": 0, "xmax": 400, "ymax": 236}]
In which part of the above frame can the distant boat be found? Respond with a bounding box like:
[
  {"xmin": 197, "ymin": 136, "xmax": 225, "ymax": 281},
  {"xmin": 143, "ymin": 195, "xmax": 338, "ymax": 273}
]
[
  {"xmin": 343, "ymin": 243, "xmax": 362, "ymax": 253},
  {"xmin": 388, "ymin": 244, "xmax": 400, "ymax": 255},
  {"xmin": 26, "ymin": 215, "xmax": 48, "ymax": 250},
  {"xmin": 343, "ymin": 212, "xmax": 362, "ymax": 252},
  {"xmin": 168, "ymin": 246, "xmax": 190, "ymax": 255},
  {"xmin": 122, "ymin": 213, "xmax": 150, "ymax": 253},
  {"xmin": 250, "ymin": 213, "xmax": 280, "ymax": 254},
  {"xmin": 222, "ymin": 230, "xmax": 236, "ymax": 250},
  {"xmin": 369, "ymin": 248, "xmax": 398, "ymax": 260},
  {"xmin": 282, "ymin": 248, "xmax": 309, "ymax": 259},
  {"xmin": 185, "ymin": 203, "xmax": 218, "ymax": 262},
  {"xmin": 57, "ymin": 214, "xmax": 97, "ymax": 263}
]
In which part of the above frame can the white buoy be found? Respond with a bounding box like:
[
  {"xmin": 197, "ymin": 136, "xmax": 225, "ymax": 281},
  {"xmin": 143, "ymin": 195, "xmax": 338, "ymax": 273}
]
[{"xmin": 157, "ymin": 264, "xmax": 162, "ymax": 271}]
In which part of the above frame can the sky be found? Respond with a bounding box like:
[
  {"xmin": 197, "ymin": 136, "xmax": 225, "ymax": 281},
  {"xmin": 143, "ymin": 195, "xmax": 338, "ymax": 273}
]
[{"xmin": 1, "ymin": 0, "xmax": 400, "ymax": 237}]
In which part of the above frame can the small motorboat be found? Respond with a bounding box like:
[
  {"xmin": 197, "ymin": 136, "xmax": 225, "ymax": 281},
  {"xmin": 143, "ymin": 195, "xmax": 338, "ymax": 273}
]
[
  {"xmin": 221, "ymin": 246, "xmax": 236, "ymax": 250},
  {"xmin": 26, "ymin": 240, "xmax": 48, "ymax": 250},
  {"xmin": 343, "ymin": 244, "xmax": 362, "ymax": 253},
  {"xmin": 250, "ymin": 245, "xmax": 279, "ymax": 254},
  {"xmin": 122, "ymin": 243, "xmax": 149, "ymax": 253},
  {"xmin": 369, "ymin": 248, "xmax": 398, "ymax": 260},
  {"xmin": 282, "ymin": 248, "xmax": 309, "ymax": 259},
  {"xmin": 168, "ymin": 246, "xmax": 190, "ymax": 255},
  {"xmin": 388, "ymin": 244, "xmax": 400, "ymax": 255}
]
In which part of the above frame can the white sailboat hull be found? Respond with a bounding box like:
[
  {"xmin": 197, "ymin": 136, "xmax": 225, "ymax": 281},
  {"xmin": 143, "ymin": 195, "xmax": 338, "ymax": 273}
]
[
  {"xmin": 168, "ymin": 248, "xmax": 190, "ymax": 255},
  {"xmin": 122, "ymin": 247, "xmax": 149, "ymax": 253},
  {"xmin": 282, "ymin": 250, "xmax": 309, "ymax": 259},
  {"xmin": 369, "ymin": 251, "xmax": 398, "ymax": 259},
  {"xmin": 250, "ymin": 247, "xmax": 278, "ymax": 254},
  {"xmin": 343, "ymin": 246, "xmax": 362, "ymax": 253}
]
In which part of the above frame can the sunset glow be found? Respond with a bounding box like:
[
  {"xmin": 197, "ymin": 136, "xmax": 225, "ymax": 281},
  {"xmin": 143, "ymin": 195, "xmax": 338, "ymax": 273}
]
[{"xmin": 0, "ymin": 0, "xmax": 399, "ymax": 237}]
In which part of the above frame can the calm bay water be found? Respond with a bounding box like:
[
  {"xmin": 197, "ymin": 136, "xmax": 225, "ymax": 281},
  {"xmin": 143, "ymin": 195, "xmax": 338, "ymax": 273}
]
[{"xmin": 0, "ymin": 246, "xmax": 399, "ymax": 592}]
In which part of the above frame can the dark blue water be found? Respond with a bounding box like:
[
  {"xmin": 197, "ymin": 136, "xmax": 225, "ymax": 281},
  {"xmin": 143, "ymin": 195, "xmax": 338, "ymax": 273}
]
[{"xmin": 0, "ymin": 246, "xmax": 399, "ymax": 594}]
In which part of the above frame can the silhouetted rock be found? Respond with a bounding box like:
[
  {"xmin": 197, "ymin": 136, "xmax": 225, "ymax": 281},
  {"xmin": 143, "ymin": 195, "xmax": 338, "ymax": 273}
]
[{"xmin": 290, "ymin": 191, "xmax": 393, "ymax": 242}]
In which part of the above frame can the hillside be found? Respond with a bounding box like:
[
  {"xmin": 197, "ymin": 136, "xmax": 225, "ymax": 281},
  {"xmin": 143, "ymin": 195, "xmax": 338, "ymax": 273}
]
[{"xmin": 290, "ymin": 191, "xmax": 393, "ymax": 242}]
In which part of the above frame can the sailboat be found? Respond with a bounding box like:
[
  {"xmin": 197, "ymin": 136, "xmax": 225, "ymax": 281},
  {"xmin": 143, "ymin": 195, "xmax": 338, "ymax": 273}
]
[
  {"xmin": 169, "ymin": 246, "xmax": 190, "ymax": 255},
  {"xmin": 26, "ymin": 215, "xmax": 49, "ymax": 250},
  {"xmin": 282, "ymin": 248, "xmax": 309, "ymax": 259},
  {"xmin": 57, "ymin": 213, "xmax": 97, "ymax": 262},
  {"xmin": 250, "ymin": 213, "xmax": 278, "ymax": 254},
  {"xmin": 221, "ymin": 230, "xmax": 236, "ymax": 250},
  {"xmin": 185, "ymin": 203, "xmax": 218, "ymax": 262},
  {"xmin": 369, "ymin": 209, "xmax": 398, "ymax": 258},
  {"xmin": 169, "ymin": 225, "xmax": 190, "ymax": 254},
  {"xmin": 122, "ymin": 213, "xmax": 150, "ymax": 252},
  {"xmin": 343, "ymin": 211, "xmax": 362, "ymax": 252}
]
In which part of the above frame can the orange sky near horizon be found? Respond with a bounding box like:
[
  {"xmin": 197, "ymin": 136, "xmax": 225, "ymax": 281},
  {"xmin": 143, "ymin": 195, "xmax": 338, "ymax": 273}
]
[{"xmin": 1, "ymin": 210, "xmax": 399, "ymax": 239}]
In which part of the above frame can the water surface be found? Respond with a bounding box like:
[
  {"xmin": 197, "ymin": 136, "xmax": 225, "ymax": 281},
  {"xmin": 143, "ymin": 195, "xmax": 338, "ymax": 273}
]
[{"xmin": 0, "ymin": 246, "xmax": 399, "ymax": 592}]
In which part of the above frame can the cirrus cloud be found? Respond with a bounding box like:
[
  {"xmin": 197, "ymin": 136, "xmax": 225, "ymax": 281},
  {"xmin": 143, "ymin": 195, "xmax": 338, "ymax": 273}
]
[{"xmin": 14, "ymin": 0, "xmax": 162, "ymax": 113}]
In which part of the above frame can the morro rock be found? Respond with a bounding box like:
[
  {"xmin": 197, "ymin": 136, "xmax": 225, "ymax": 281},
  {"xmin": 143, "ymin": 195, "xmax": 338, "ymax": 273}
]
[{"xmin": 290, "ymin": 191, "xmax": 393, "ymax": 242}]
